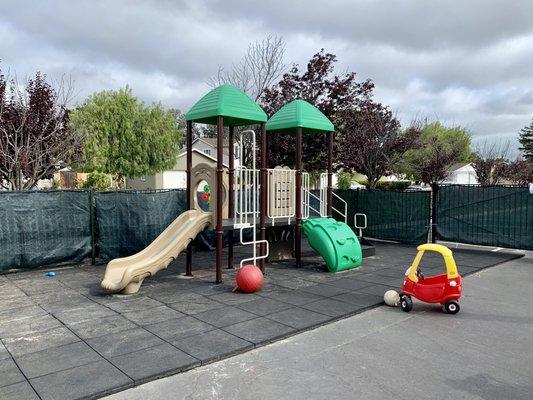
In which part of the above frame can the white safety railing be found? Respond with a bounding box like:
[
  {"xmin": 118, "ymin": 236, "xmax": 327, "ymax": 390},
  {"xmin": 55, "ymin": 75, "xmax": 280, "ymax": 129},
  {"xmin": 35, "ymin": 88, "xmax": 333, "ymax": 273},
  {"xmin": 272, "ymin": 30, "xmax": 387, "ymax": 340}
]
[
  {"xmin": 235, "ymin": 167, "xmax": 260, "ymax": 229},
  {"xmin": 235, "ymin": 130, "xmax": 268, "ymax": 268},
  {"xmin": 319, "ymin": 173, "xmax": 348, "ymax": 223},
  {"xmin": 303, "ymin": 172, "xmax": 322, "ymax": 219},
  {"xmin": 302, "ymin": 172, "xmax": 310, "ymax": 220},
  {"xmin": 319, "ymin": 173, "xmax": 327, "ymax": 217},
  {"xmin": 332, "ymin": 192, "xmax": 348, "ymax": 224}
]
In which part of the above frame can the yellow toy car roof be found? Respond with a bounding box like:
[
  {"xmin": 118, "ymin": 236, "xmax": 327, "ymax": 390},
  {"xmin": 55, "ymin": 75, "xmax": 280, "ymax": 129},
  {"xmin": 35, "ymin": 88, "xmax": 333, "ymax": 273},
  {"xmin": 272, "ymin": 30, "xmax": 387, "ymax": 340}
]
[
  {"xmin": 417, "ymin": 243, "xmax": 453, "ymax": 257},
  {"xmin": 407, "ymin": 243, "xmax": 459, "ymax": 282}
]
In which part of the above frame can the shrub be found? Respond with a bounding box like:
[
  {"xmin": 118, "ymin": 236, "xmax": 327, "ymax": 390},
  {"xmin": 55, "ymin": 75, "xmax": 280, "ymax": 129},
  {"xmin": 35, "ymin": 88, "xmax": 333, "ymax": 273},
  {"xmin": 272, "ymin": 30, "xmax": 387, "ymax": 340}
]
[
  {"xmin": 337, "ymin": 172, "xmax": 353, "ymax": 190},
  {"xmin": 375, "ymin": 181, "xmax": 411, "ymax": 190},
  {"xmin": 355, "ymin": 179, "xmax": 411, "ymax": 190},
  {"xmin": 79, "ymin": 171, "xmax": 111, "ymax": 191}
]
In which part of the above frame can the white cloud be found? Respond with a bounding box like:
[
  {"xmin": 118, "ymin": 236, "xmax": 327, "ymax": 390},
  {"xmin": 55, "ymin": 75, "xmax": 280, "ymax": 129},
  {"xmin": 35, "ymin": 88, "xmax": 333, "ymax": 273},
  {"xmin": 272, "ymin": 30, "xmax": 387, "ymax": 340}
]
[{"xmin": 0, "ymin": 0, "xmax": 531, "ymax": 157}]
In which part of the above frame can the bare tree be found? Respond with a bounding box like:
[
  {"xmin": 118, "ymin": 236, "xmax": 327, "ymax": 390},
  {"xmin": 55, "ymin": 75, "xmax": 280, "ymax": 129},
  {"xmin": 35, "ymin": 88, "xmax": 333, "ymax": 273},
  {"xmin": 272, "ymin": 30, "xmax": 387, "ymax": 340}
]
[
  {"xmin": 472, "ymin": 139, "xmax": 510, "ymax": 185},
  {"xmin": 0, "ymin": 69, "xmax": 82, "ymax": 190},
  {"xmin": 208, "ymin": 35, "xmax": 286, "ymax": 101},
  {"xmin": 206, "ymin": 36, "xmax": 286, "ymax": 168}
]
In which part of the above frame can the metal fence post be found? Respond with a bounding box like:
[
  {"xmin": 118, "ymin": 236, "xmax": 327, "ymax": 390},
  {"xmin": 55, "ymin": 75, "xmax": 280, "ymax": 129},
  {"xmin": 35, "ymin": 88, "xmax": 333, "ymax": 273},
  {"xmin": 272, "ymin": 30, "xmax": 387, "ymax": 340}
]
[
  {"xmin": 89, "ymin": 189, "xmax": 96, "ymax": 265},
  {"xmin": 430, "ymin": 183, "xmax": 438, "ymax": 243}
]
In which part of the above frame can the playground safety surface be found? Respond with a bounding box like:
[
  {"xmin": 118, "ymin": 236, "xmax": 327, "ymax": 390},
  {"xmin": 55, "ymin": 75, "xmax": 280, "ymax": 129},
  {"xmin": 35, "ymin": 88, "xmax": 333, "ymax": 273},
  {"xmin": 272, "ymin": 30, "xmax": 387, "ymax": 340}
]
[{"xmin": 0, "ymin": 242, "xmax": 523, "ymax": 400}]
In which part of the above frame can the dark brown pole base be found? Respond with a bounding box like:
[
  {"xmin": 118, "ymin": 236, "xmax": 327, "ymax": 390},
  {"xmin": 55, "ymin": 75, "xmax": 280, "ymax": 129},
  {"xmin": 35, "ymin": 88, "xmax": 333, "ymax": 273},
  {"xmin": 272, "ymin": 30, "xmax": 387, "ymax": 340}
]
[
  {"xmin": 186, "ymin": 120, "xmax": 193, "ymax": 276},
  {"xmin": 215, "ymin": 116, "xmax": 224, "ymax": 283},
  {"xmin": 295, "ymin": 127, "xmax": 303, "ymax": 268}
]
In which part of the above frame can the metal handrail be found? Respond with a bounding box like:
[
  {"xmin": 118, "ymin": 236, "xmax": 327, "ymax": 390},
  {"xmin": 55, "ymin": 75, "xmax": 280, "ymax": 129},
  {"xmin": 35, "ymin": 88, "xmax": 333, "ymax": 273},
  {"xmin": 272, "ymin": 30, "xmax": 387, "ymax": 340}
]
[
  {"xmin": 354, "ymin": 213, "xmax": 367, "ymax": 237},
  {"xmin": 317, "ymin": 173, "xmax": 348, "ymax": 223},
  {"xmin": 332, "ymin": 191, "xmax": 348, "ymax": 224},
  {"xmin": 304, "ymin": 188, "xmax": 323, "ymax": 218}
]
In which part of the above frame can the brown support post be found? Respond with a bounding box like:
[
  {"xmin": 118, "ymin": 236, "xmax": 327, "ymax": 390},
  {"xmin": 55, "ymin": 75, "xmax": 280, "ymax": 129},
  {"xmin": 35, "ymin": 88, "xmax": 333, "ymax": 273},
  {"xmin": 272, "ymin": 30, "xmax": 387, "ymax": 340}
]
[
  {"xmin": 259, "ymin": 123, "xmax": 267, "ymax": 273},
  {"xmin": 295, "ymin": 127, "xmax": 303, "ymax": 268},
  {"xmin": 327, "ymin": 130, "xmax": 333, "ymax": 218},
  {"xmin": 215, "ymin": 116, "xmax": 224, "ymax": 283},
  {"xmin": 186, "ymin": 121, "xmax": 193, "ymax": 276},
  {"xmin": 227, "ymin": 126, "xmax": 234, "ymax": 269}
]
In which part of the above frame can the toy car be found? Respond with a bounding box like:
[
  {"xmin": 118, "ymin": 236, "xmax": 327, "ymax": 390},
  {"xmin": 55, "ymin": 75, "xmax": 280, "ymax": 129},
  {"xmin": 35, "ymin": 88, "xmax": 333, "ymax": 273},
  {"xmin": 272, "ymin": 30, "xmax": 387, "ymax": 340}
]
[{"xmin": 400, "ymin": 244, "xmax": 462, "ymax": 314}]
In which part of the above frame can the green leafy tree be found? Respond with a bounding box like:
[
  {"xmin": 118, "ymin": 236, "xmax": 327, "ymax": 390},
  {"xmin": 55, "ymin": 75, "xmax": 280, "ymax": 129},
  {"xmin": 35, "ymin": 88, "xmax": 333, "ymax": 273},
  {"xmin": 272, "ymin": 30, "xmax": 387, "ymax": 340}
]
[
  {"xmin": 70, "ymin": 88, "xmax": 182, "ymax": 186},
  {"xmin": 79, "ymin": 171, "xmax": 111, "ymax": 190},
  {"xmin": 518, "ymin": 118, "xmax": 533, "ymax": 162},
  {"xmin": 398, "ymin": 122, "xmax": 472, "ymax": 184}
]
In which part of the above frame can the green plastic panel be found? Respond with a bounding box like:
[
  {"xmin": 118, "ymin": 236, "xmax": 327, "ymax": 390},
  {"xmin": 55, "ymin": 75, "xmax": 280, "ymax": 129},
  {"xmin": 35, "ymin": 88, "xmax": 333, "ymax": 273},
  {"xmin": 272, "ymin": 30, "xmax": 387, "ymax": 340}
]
[
  {"xmin": 303, "ymin": 217, "xmax": 362, "ymax": 272},
  {"xmin": 266, "ymin": 100, "xmax": 334, "ymax": 134},
  {"xmin": 186, "ymin": 84, "xmax": 267, "ymax": 126}
]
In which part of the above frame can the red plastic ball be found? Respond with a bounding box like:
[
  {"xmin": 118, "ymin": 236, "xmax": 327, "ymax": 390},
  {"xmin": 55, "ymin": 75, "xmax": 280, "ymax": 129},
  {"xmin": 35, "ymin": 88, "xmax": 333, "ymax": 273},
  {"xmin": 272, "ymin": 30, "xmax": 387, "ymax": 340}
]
[{"xmin": 235, "ymin": 264, "xmax": 264, "ymax": 293}]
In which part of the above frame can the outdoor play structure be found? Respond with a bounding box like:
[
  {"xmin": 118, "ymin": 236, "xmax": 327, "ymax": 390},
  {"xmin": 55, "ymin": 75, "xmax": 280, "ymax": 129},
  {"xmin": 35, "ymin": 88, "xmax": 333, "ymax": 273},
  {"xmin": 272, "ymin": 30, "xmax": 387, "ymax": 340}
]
[{"xmin": 101, "ymin": 84, "xmax": 363, "ymax": 294}]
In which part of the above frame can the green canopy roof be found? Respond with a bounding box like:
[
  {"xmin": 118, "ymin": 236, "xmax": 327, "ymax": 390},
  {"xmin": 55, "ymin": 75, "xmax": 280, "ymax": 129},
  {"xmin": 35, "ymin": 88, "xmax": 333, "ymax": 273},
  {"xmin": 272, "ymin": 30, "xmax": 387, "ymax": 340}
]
[
  {"xmin": 186, "ymin": 84, "xmax": 267, "ymax": 126},
  {"xmin": 266, "ymin": 100, "xmax": 334, "ymax": 134}
]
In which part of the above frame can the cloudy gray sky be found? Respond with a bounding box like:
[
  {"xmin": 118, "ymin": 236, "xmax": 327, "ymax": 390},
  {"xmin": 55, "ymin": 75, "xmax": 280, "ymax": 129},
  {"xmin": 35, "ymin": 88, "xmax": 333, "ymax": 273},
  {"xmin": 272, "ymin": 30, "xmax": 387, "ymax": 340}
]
[{"xmin": 1, "ymin": 0, "xmax": 532, "ymax": 154}]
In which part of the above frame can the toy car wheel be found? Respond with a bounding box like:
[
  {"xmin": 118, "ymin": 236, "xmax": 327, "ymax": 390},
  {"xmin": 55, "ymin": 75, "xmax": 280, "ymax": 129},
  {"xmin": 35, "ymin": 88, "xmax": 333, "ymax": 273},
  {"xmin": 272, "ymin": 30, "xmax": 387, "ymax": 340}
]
[
  {"xmin": 400, "ymin": 295, "xmax": 413, "ymax": 312},
  {"xmin": 445, "ymin": 300, "xmax": 460, "ymax": 314}
]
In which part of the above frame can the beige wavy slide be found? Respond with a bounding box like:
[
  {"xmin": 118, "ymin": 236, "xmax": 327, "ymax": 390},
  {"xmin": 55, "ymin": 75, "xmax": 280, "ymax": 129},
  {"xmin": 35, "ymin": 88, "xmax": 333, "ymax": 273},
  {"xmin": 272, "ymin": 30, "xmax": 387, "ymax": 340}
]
[{"xmin": 101, "ymin": 210, "xmax": 212, "ymax": 294}]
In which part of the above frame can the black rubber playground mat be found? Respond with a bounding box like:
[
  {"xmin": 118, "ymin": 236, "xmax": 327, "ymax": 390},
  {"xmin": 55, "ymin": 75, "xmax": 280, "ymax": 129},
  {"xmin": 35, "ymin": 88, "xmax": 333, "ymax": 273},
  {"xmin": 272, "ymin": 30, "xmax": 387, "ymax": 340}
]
[{"xmin": 0, "ymin": 242, "xmax": 523, "ymax": 400}]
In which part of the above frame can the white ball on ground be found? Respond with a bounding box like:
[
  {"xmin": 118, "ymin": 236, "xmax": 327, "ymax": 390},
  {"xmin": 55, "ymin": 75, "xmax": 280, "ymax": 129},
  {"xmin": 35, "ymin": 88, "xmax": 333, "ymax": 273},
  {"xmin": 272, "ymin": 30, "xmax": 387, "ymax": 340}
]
[{"xmin": 384, "ymin": 290, "xmax": 400, "ymax": 307}]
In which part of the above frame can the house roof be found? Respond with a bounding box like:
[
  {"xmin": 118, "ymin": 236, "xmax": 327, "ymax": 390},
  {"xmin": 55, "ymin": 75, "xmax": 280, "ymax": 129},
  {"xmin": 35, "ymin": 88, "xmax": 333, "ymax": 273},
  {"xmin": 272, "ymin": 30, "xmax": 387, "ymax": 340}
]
[
  {"xmin": 177, "ymin": 148, "xmax": 229, "ymax": 168},
  {"xmin": 195, "ymin": 137, "xmax": 230, "ymax": 148},
  {"xmin": 447, "ymin": 162, "xmax": 473, "ymax": 172},
  {"xmin": 182, "ymin": 138, "xmax": 230, "ymax": 156},
  {"xmin": 266, "ymin": 99, "xmax": 334, "ymax": 134},
  {"xmin": 185, "ymin": 84, "xmax": 267, "ymax": 126}
]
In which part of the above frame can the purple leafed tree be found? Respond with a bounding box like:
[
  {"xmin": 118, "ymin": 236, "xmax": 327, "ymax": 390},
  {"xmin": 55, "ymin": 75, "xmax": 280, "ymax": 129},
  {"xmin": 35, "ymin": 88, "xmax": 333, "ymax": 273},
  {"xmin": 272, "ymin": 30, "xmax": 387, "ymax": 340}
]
[
  {"xmin": 335, "ymin": 103, "xmax": 419, "ymax": 189},
  {"xmin": 502, "ymin": 159, "xmax": 533, "ymax": 186},
  {"xmin": 0, "ymin": 69, "xmax": 82, "ymax": 190},
  {"xmin": 261, "ymin": 50, "xmax": 374, "ymax": 172}
]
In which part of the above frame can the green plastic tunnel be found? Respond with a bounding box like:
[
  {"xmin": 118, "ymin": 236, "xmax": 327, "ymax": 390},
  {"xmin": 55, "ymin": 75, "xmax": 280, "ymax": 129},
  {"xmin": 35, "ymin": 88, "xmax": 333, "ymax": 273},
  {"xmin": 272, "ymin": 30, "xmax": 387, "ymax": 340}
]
[{"xmin": 303, "ymin": 217, "xmax": 362, "ymax": 272}]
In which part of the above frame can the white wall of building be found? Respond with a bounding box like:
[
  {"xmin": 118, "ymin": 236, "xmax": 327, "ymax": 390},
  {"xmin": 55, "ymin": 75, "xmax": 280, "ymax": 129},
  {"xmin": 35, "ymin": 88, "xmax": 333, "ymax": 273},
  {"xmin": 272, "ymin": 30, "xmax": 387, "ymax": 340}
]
[
  {"xmin": 444, "ymin": 164, "xmax": 478, "ymax": 185},
  {"xmin": 162, "ymin": 171, "xmax": 186, "ymax": 189}
]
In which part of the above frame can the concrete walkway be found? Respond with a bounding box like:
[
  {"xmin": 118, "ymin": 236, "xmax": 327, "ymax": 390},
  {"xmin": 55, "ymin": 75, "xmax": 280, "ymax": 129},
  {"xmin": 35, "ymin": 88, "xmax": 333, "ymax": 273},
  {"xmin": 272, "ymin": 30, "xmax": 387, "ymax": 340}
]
[{"xmin": 105, "ymin": 253, "xmax": 533, "ymax": 400}]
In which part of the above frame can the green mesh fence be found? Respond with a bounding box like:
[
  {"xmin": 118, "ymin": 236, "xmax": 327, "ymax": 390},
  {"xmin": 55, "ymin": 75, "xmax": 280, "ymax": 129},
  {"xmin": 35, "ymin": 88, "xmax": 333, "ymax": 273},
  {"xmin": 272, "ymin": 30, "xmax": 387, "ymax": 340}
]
[
  {"xmin": 436, "ymin": 185, "xmax": 533, "ymax": 250},
  {"xmin": 3, "ymin": 185, "xmax": 528, "ymax": 271},
  {"xmin": 335, "ymin": 189, "xmax": 431, "ymax": 244},
  {"xmin": 0, "ymin": 190, "xmax": 92, "ymax": 272},
  {"xmin": 95, "ymin": 189, "xmax": 187, "ymax": 260}
]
